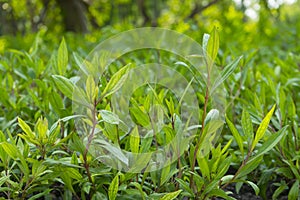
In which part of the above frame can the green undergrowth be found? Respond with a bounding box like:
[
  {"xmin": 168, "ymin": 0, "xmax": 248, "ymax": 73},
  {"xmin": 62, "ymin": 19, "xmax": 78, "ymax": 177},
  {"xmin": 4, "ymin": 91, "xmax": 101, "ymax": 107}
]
[{"xmin": 0, "ymin": 26, "xmax": 299, "ymax": 200}]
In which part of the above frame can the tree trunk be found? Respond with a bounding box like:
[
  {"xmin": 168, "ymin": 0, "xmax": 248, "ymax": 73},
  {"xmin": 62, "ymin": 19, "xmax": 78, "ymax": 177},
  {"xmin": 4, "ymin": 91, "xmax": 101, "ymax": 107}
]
[
  {"xmin": 55, "ymin": 0, "xmax": 88, "ymax": 33},
  {"xmin": 137, "ymin": 0, "xmax": 150, "ymax": 25}
]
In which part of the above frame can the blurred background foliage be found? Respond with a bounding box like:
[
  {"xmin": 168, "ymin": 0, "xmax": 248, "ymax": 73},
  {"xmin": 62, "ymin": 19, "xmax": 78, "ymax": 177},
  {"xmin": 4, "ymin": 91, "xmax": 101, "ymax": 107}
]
[
  {"xmin": 0, "ymin": 1, "xmax": 300, "ymax": 199},
  {"xmin": 0, "ymin": 0, "xmax": 299, "ymax": 55}
]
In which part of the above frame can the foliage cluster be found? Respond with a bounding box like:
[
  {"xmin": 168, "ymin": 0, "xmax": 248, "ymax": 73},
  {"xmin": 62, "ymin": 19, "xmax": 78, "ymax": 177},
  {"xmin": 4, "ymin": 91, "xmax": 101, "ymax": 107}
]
[{"xmin": 0, "ymin": 1, "xmax": 300, "ymax": 200}]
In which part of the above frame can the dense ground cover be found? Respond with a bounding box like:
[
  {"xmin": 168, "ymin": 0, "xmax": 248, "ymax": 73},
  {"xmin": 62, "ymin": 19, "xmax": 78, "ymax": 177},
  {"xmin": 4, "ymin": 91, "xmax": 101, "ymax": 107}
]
[{"xmin": 0, "ymin": 1, "xmax": 300, "ymax": 200}]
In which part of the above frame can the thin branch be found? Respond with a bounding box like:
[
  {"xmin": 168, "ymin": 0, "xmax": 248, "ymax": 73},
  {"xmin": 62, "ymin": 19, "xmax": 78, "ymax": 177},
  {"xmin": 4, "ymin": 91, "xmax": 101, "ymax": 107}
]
[{"xmin": 187, "ymin": 0, "xmax": 220, "ymax": 19}]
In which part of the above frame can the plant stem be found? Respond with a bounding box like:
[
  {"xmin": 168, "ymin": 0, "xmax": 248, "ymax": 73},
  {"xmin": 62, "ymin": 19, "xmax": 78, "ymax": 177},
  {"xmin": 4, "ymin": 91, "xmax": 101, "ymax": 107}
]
[
  {"xmin": 83, "ymin": 99, "xmax": 98, "ymax": 197},
  {"xmin": 221, "ymin": 150, "xmax": 252, "ymax": 189},
  {"xmin": 189, "ymin": 63, "xmax": 211, "ymax": 192}
]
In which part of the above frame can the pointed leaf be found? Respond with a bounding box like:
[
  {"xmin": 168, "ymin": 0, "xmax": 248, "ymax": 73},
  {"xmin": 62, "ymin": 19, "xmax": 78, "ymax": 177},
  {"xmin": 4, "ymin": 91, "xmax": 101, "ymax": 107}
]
[
  {"xmin": 207, "ymin": 27, "xmax": 219, "ymax": 63},
  {"xmin": 108, "ymin": 174, "xmax": 119, "ymax": 200},
  {"xmin": 102, "ymin": 64, "xmax": 131, "ymax": 98},
  {"xmin": 288, "ymin": 180, "xmax": 299, "ymax": 200},
  {"xmin": 86, "ymin": 75, "xmax": 96, "ymax": 102},
  {"xmin": 100, "ymin": 110, "xmax": 120, "ymax": 125},
  {"xmin": 160, "ymin": 164, "xmax": 171, "ymax": 186},
  {"xmin": 130, "ymin": 126, "xmax": 140, "ymax": 153},
  {"xmin": 241, "ymin": 109, "xmax": 253, "ymax": 143},
  {"xmin": 255, "ymin": 126, "xmax": 287, "ymax": 158},
  {"xmin": 251, "ymin": 105, "xmax": 276, "ymax": 152},
  {"xmin": 18, "ymin": 118, "xmax": 35, "ymax": 138},
  {"xmin": 57, "ymin": 38, "xmax": 68, "ymax": 75},
  {"xmin": 52, "ymin": 75, "xmax": 74, "ymax": 99},
  {"xmin": 213, "ymin": 56, "xmax": 242, "ymax": 90},
  {"xmin": 0, "ymin": 142, "xmax": 19, "ymax": 159},
  {"xmin": 236, "ymin": 156, "xmax": 263, "ymax": 179},
  {"xmin": 160, "ymin": 190, "xmax": 182, "ymax": 200}
]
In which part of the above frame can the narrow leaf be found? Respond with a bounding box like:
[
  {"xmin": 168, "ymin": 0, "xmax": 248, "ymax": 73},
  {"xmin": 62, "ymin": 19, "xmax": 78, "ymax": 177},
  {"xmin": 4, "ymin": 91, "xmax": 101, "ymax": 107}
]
[
  {"xmin": 251, "ymin": 105, "xmax": 276, "ymax": 152},
  {"xmin": 130, "ymin": 126, "xmax": 140, "ymax": 153},
  {"xmin": 160, "ymin": 164, "xmax": 171, "ymax": 186},
  {"xmin": 52, "ymin": 75, "xmax": 74, "ymax": 99},
  {"xmin": 236, "ymin": 156, "xmax": 263, "ymax": 179},
  {"xmin": 207, "ymin": 27, "xmax": 219, "ymax": 63},
  {"xmin": 57, "ymin": 38, "xmax": 68, "ymax": 75},
  {"xmin": 160, "ymin": 190, "xmax": 182, "ymax": 200},
  {"xmin": 108, "ymin": 174, "xmax": 119, "ymax": 200},
  {"xmin": 18, "ymin": 118, "xmax": 35, "ymax": 138},
  {"xmin": 255, "ymin": 126, "xmax": 287, "ymax": 158},
  {"xmin": 102, "ymin": 64, "xmax": 131, "ymax": 98},
  {"xmin": 226, "ymin": 116, "xmax": 244, "ymax": 156},
  {"xmin": 86, "ymin": 75, "xmax": 96, "ymax": 102},
  {"xmin": 99, "ymin": 110, "xmax": 120, "ymax": 125},
  {"xmin": 241, "ymin": 109, "xmax": 253, "ymax": 144},
  {"xmin": 213, "ymin": 56, "xmax": 242, "ymax": 90},
  {"xmin": 0, "ymin": 142, "xmax": 19, "ymax": 159},
  {"xmin": 288, "ymin": 180, "xmax": 299, "ymax": 200}
]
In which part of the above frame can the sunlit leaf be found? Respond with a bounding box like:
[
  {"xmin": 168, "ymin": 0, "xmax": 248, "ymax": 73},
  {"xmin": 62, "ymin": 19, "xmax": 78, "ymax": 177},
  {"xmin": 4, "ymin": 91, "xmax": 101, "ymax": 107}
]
[
  {"xmin": 57, "ymin": 37, "xmax": 68, "ymax": 75},
  {"xmin": 102, "ymin": 63, "xmax": 131, "ymax": 98},
  {"xmin": 108, "ymin": 174, "xmax": 119, "ymax": 200},
  {"xmin": 251, "ymin": 105, "xmax": 276, "ymax": 152},
  {"xmin": 160, "ymin": 190, "xmax": 182, "ymax": 200},
  {"xmin": 130, "ymin": 126, "xmax": 140, "ymax": 153}
]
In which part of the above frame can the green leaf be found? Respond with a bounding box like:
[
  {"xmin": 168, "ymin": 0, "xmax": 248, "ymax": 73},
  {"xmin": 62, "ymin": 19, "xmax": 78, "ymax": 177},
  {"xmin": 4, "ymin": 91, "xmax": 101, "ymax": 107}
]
[
  {"xmin": 160, "ymin": 164, "xmax": 171, "ymax": 186},
  {"xmin": 65, "ymin": 167, "xmax": 82, "ymax": 180},
  {"xmin": 207, "ymin": 27, "xmax": 219, "ymax": 62},
  {"xmin": 49, "ymin": 123, "xmax": 61, "ymax": 145},
  {"xmin": 175, "ymin": 179, "xmax": 194, "ymax": 197},
  {"xmin": 36, "ymin": 117, "xmax": 48, "ymax": 142},
  {"xmin": 102, "ymin": 63, "xmax": 131, "ymax": 98},
  {"xmin": 92, "ymin": 192, "xmax": 108, "ymax": 200},
  {"xmin": 28, "ymin": 189, "xmax": 51, "ymax": 200},
  {"xmin": 241, "ymin": 109, "xmax": 253, "ymax": 145},
  {"xmin": 213, "ymin": 56, "xmax": 242, "ymax": 90},
  {"xmin": 254, "ymin": 126, "xmax": 287, "ymax": 158},
  {"xmin": 129, "ymin": 182, "xmax": 146, "ymax": 199},
  {"xmin": 160, "ymin": 190, "xmax": 182, "ymax": 200},
  {"xmin": 100, "ymin": 110, "xmax": 120, "ymax": 125},
  {"xmin": 49, "ymin": 91, "xmax": 64, "ymax": 115},
  {"xmin": 60, "ymin": 173, "xmax": 75, "ymax": 193},
  {"xmin": 0, "ymin": 142, "xmax": 20, "ymax": 159},
  {"xmin": 57, "ymin": 37, "xmax": 68, "ymax": 75},
  {"xmin": 0, "ymin": 175, "xmax": 10, "ymax": 187},
  {"xmin": 52, "ymin": 75, "xmax": 74, "ymax": 100},
  {"xmin": 86, "ymin": 75, "xmax": 97, "ymax": 102},
  {"xmin": 108, "ymin": 174, "xmax": 119, "ymax": 200},
  {"xmin": 165, "ymin": 97, "xmax": 175, "ymax": 116},
  {"xmin": 288, "ymin": 180, "xmax": 299, "ymax": 200},
  {"xmin": 73, "ymin": 52, "xmax": 88, "ymax": 75},
  {"xmin": 236, "ymin": 155, "xmax": 263, "ymax": 179},
  {"xmin": 95, "ymin": 139, "xmax": 128, "ymax": 165},
  {"xmin": 130, "ymin": 126, "xmax": 140, "ymax": 153},
  {"xmin": 129, "ymin": 99, "xmax": 150, "ymax": 127},
  {"xmin": 197, "ymin": 156, "xmax": 210, "ymax": 179},
  {"xmin": 251, "ymin": 105, "xmax": 276, "ymax": 152},
  {"xmin": 207, "ymin": 188, "xmax": 236, "ymax": 200},
  {"xmin": 18, "ymin": 117, "xmax": 35, "ymax": 139},
  {"xmin": 0, "ymin": 131, "xmax": 6, "ymax": 142},
  {"xmin": 246, "ymin": 181, "xmax": 260, "ymax": 195},
  {"xmin": 128, "ymin": 152, "xmax": 152, "ymax": 173},
  {"xmin": 0, "ymin": 142, "xmax": 30, "ymax": 179},
  {"xmin": 272, "ymin": 182, "xmax": 288, "ymax": 200}
]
